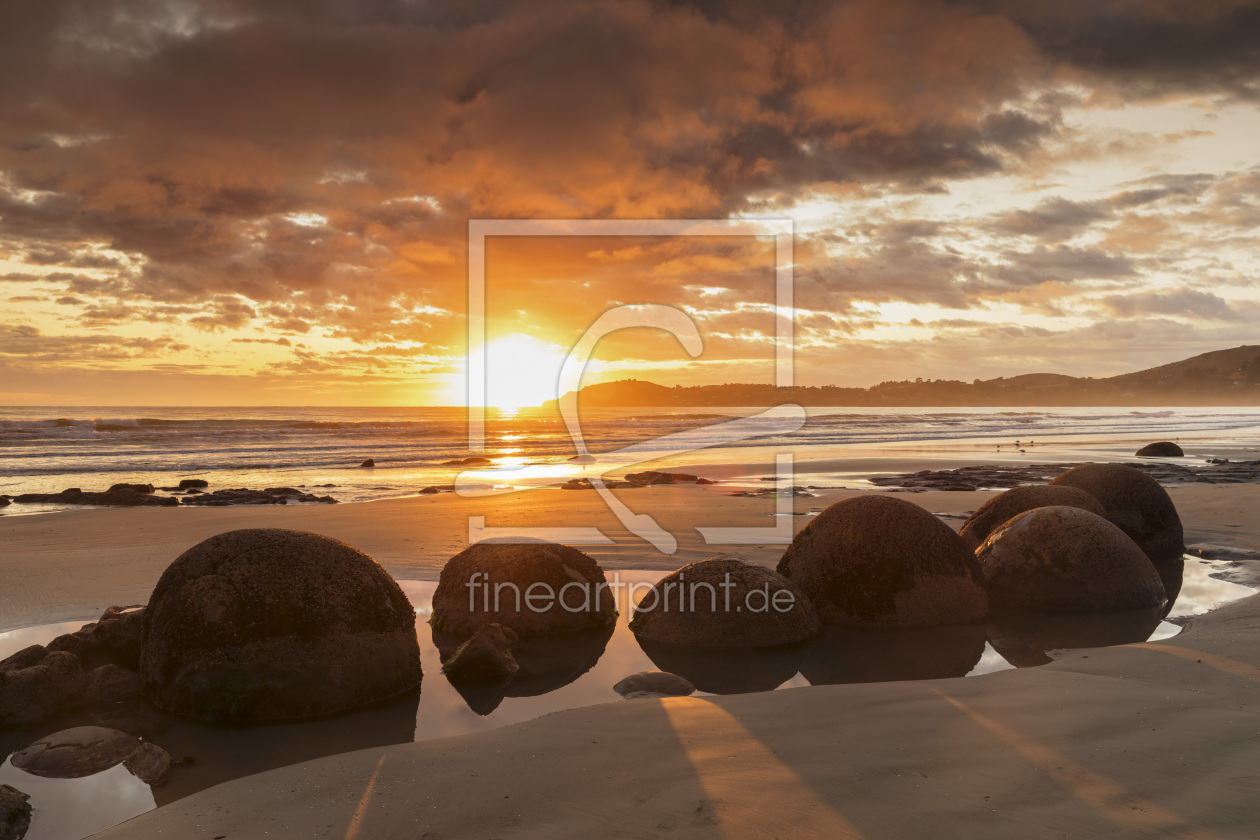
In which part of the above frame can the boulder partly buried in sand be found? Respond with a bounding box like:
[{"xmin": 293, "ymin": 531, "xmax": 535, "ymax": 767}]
[
  {"xmin": 11, "ymin": 726, "xmax": 141, "ymax": 779},
  {"xmin": 1136, "ymin": 441, "xmax": 1184, "ymax": 458},
  {"xmin": 959, "ymin": 485, "xmax": 1108, "ymax": 551},
  {"xmin": 629, "ymin": 558, "xmax": 819, "ymax": 648},
  {"xmin": 777, "ymin": 495, "xmax": 987, "ymax": 629},
  {"xmin": 613, "ymin": 671, "xmax": 696, "ymax": 699},
  {"xmin": 977, "ymin": 506, "xmax": 1166, "ymax": 613},
  {"xmin": 430, "ymin": 539, "xmax": 617, "ymax": 638},
  {"xmin": 1049, "ymin": 463, "xmax": 1185, "ymax": 562},
  {"xmin": 140, "ymin": 528, "xmax": 422, "ymax": 721}
]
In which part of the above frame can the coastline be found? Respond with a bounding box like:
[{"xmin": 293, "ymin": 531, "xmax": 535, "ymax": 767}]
[{"xmin": 3, "ymin": 473, "xmax": 1258, "ymax": 633}]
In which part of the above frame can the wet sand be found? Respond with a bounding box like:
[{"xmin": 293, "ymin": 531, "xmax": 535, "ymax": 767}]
[
  {"xmin": 3, "ymin": 457, "xmax": 1260, "ymax": 839},
  {"xmin": 94, "ymin": 592, "xmax": 1260, "ymax": 839}
]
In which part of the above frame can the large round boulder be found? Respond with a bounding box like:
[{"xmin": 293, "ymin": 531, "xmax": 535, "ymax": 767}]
[
  {"xmin": 629, "ymin": 558, "xmax": 818, "ymax": 648},
  {"xmin": 959, "ymin": 485, "xmax": 1108, "ymax": 551},
  {"xmin": 1049, "ymin": 463, "xmax": 1184, "ymax": 562},
  {"xmin": 1136, "ymin": 441, "xmax": 1183, "ymax": 458},
  {"xmin": 777, "ymin": 495, "xmax": 987, "ymax": 628},
  {"xmin": 140, "ymin": 529, "xmax": 422, "ymax": 721},
  {"xmin": 977, "ymin": 506, "xmax": 1166, "ymax": 613},
  {"xmin": 430, "ymin": 539, "xmax": 617, "ymax": 638}
]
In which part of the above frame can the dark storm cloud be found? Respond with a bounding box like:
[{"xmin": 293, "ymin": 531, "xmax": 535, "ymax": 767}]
[
  {"xmin": 1, "ymin": 0, "xmax": 1258, "ymax": 366},
  {"xmin": 958, "ymin": 0, "xmax": 1260, "ymax": 99}
]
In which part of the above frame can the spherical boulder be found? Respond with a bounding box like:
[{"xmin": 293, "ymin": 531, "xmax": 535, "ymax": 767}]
[
  {"xmin": 430, "ymin": 539, "xmax": 617, "ymax": 638},
  {"xmin": 1136, "ymin": 441, "xmax": 1184, "ymax": 458},
  {"xmin": 1049, "ymin": 463, "xmax": 1184, "ymax": 562},
  {"xmin": 777, "ymin": 495, "xmax": 987, "ymax": 628},
  {"xmin": 140, "ymin": 528, "xmax": 422, "ymax": 721},
  {"xmin": 977, "ymin": 506, "xmax": 1166, "ymax": 613},
  {"xmin": 959, "ymin": 485, "xmax": 1108, "ymax": 551},
  {"xmin": 629, "ymin": 558, "xmax": 818, "ymax": 648}
]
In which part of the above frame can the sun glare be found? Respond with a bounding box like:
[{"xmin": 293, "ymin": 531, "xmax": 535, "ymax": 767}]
[{"xmin": 481, "ymin": 333, "xmax": 572, "ymax": 409}]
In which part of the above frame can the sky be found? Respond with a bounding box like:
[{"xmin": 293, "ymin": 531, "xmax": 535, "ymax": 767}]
[{"xmin": 1, "ymin": 0, "xmax": 1259, "ymax": 406}]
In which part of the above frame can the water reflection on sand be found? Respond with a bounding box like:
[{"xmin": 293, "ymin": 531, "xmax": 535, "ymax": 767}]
[{"xmin": 0, "ymin": 558, "xmax": 1252, "ymax": 839}]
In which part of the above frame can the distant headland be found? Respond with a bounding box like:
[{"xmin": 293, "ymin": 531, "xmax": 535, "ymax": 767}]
[{"xmin": 542, "ymin": 345, "xmax": 1260, "ymax": 408}]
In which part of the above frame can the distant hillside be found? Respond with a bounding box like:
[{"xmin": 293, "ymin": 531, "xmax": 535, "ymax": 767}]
[{"xmin": 542, "ymin": 345, "xmax": 1260, "ymax": 408}]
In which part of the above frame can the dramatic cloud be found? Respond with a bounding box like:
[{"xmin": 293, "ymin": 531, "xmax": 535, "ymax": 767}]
[{"xmin": 1, "ymin": 0, "xmax": 1259, "ymax": 402}]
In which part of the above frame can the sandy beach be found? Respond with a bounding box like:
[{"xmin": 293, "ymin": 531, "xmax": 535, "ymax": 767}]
[
  {"xmin": 92, "ymin": 592, "xmax": 1260, "ymax": 839},
  {"xmin": 1, "ymin": 455, "xmax": 1258, "ymax": 838},
  {"xmin": 3, "ymin": 479, "xmax": 1258, "ymax": 631}
]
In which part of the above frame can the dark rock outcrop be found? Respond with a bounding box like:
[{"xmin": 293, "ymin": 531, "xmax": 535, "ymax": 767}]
[
  {"xmin": 629, "ymin": 558, "xmax": 819, "ymax": 648},
  {"xmin": 777, "ymin": 495, "xmax": 987, "ymax": 628},
  {"xmin": 441, "ymin": 624, "xmax": 520, "ymax": 682},
  {"xmin": 0, "ymin": 784, "xmax": 31, "ymax": 840},
  {"xmin": 958, "ymin": 485, "xmax": 1108, "ymax": 551},
  {"xmin": 0, "ymin": 649, "xmax": 88, "ymax": 727},
  {"xmin": 442, "ymin": 457, "xmax": 492, "ymax": 466},
  {"xmin": 1136, "ymin": 441, "xmax": 1184, "ymax": 458},
  {"xmin": 359, "ymin": 459, "xmax": 375, "ymax": 468},
  {"xmin": 418, "ymin": 486, "xmax": 440, "ymax": 495},
  {"xmin": 46, "ymin": 606, "xmax": 145, "ymax": 671},
  {"xmin": 624, "ymin": 471, "xmax": 715, "ymax": 486},
  {"xmin": 1049, "ymin": 463, "xmax": 1185, "ymax": 562},
  {"xmin": 140, "ymin": 528, "xmax": 422, "ymax": 721},
  {"xmin": 613, "ymin": 671, "xmax": 696, "ymax": 698},
  {"xmin": 108, "ymin": 483, "xmax": 154, "ymax": 494},
  {"xmin": 0, "ymin": 498, "xmax": 9, "ymax": 508},
  {"xmin": 177, "ymin": 479, "xmax": 209, "ymax": 489},
  {"xmin": 12, "ymin": 488, "xmax": 178, "ymax": 507},
  {"xmin": 430, "ymin": 539, "xmax": 617, "ymax": 638},
  {"xmin": 178, "ymin": 487, "xmax": 337, "ymax": 506},
  {"xmin": 977, "ymin": 506, "xmax": 1166, "ymax": 613}
]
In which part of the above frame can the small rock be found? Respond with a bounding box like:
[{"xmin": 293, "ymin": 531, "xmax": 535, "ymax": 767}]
[
  {"xmin": 441, "ymin": 623, "xmax": 521, "ymax": 682},
  {"xmin": 123, "ymin": 741, "xmax": 173, "ymax": 786},
  {"xmin": 613, "ymin": 671, "xmax": 695, "ymax": 698},
  {"xmin": 360, "ymin": 459, "xmax": 375, "ymax": 468},
  {"xmin": 418, "ymin": 486, "xmax": 440, "ymax": 495},
  {"xmin": 442, "ymin": 456, "xmax": 492, "ymax": 466},
  {"xmin": 0, "ymin": 784, "xmax": 32, "ymax": 840},
  {"xmin": 0, "ymin": 498, "xmax": 9, "ymax": 508},
  {"xmin": 178, "ymin": 478, "xmax": 209, "ymax": 489}
]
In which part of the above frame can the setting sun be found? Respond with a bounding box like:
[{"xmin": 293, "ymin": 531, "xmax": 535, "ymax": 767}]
[{"xmin": 479, "ymin": 333, "xmax": 572, "ymax": 409}]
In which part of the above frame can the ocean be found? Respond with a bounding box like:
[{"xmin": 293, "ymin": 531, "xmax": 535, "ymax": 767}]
[{"xmin": 3, "ymin": 405, "xmax": 1260, "ymax": 512}]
